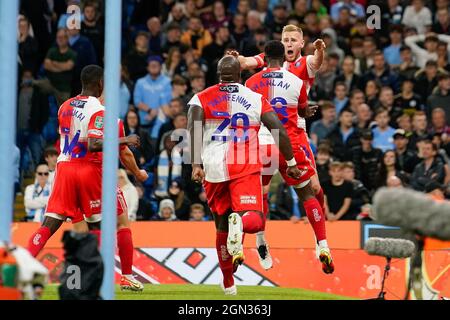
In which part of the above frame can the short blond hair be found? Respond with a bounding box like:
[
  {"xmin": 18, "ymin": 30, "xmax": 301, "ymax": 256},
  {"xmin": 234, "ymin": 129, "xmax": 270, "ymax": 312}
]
[{"xmin": 282, "ymin": 24, "xmax": 303, "ymax": 35}]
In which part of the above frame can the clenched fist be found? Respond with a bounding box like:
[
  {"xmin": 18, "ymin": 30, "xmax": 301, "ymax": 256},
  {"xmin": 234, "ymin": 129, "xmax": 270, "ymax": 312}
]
[{"xmin": 313, "ymin": 39, "xmax": 326, "ymax": 51}]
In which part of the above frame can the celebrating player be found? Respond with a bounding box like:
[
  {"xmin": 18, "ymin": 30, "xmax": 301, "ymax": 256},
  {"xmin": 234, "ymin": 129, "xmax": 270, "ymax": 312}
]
[
  {"xmin": 27, "ymin": 65, "xmax": 148, "ymax": 291},
  {"xmin": 245, "ymin": 40, "xmax": 333, "ymax": 274},
  {"xmin": 231, "ymin": 25, "xmax": 331, "ymax": 273},
  {"xmin": 188, "ymin": 55, "xmax": 301, "ymax": 295}
]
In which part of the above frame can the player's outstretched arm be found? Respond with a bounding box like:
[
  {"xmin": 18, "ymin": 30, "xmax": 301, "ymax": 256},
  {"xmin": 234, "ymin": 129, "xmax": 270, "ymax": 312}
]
[
  {"xmin": 310, "ymin": 39, "xmax": 326, "ymax": 72},
  {"xmin": 87, "ymin": 135, "xmax": 140, "ymax": 152},
  {"xmin": 188, "ymin": 105, "xmax": 205, "ymax": 183},
  {"xmin": 226, "ymin": 50, "xmax": 261, "ymax": 70},
  {"xmin": 261, "ymin": 111, "xmax": 301, "ymax": 180},
  {"xmin": 119, "ymin": 146, "xmax": 148, "ymax": 182}
]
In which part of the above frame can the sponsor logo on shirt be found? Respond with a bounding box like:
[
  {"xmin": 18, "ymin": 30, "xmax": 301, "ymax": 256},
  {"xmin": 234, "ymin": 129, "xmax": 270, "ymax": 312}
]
[
  {"xmin": 240, "ymin": 195, "xmax": 257, "ymax": 204},
  {"xmin": 70, "ymin": 99, "xmax": 87, "ymax": 108},
  {"xmin": 219, "ymin": 85, "xmax": 239, "ymax": 93},
  {"xmin": 262, "ymin": 72, "xmax": 283, "ymax": 78}
]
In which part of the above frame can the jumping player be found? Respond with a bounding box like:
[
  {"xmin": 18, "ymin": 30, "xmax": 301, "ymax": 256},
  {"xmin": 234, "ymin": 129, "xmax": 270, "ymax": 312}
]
[
  {"xmin": 245, "ymin": 40, "xmax": 333, "ymax": 274},
  {"xmin": 27, "ymin": 65, "xmax": 147, "ymax": 291},
  {"xmin": 188, "ymin": 55, "xmax": 302, "ymax": 295},
  {"xmin": 231, "ymin": 25, "xmax": 331, "ymax": 273}
]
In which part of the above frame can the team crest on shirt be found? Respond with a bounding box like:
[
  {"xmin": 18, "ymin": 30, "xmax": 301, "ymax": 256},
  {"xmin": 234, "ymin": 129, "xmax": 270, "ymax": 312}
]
[
  {"xmin": 219, "ymin": 85, "xmax": 239, "ymax": 93},
  {"xmin": 94, "ymin": 116, "xmax": 104, "ymax": 129},
  {"xmin": 295, "ymin": 61, "xmax": 301, "ymax": 67}
]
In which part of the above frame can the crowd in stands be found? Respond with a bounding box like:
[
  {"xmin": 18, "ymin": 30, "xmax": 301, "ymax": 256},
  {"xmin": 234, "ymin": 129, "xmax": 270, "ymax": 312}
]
[{"xmin": 17, "ymin": 0, "xmax": 450, "ymax": 223}]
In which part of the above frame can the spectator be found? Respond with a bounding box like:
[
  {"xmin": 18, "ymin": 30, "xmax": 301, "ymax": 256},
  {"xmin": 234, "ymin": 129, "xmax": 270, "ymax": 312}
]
[
  {"xmin": 123, "ymin": 109, "xmax": 154, "ymax": 166},
  {"xmin": 430, "ymin": 108, "xmax": 450, "ymax": 136},
  {"xmin": 133, "ymin": 55, "xmax": 172, "ymax": 129},
  {"xmin": 405, "ymin": 33, "xmax": 450, "ymax": 68},
  {"xmin": 314, "ymin": 55, "xmax": 338, "ymax": 100},
  {"xmin": 432, "ymin": 8, "xmax": 450, "ymax": 35},
  {"xmin": 24, "ymin": 164, "xmax": 51, "ymax": 222},
  {"xmin": 181, "ymin": 16, "xmax": 213, "ymax": 59},
  {"xmin": 118, "ymin": 169, "xmax": 139, "ymax": 221},
  {"xmin": 316, "ymin": 143, "xmax": 332, "ymax": 185},
  {"xmin": 162, "ymin": 23, "xmax": 185, "ymax": 57},
  {"xmin": 383, "ymin": 25, "xmax": 403, "ymax": 68},
  {"xmin": 18, "ymin": 16, "xmax": 39, "ymax": 75},
  {"xmin": 125, "ymin": 31, "xmax": 151, "ymax": 82},
  {"xmin": 333, "ymin": 7, "xmax": 353, "ymax": 41},
  {"xmin": 274, "ymin": 182, "xmax": 304, "ymax": 221},
  {"xmin": 230, "ymin": 13, "xmax": 250, "ymax": 53},
  {"xmin": 167, "ymin": 179, "xmax": 191, "ymax": 221},
  {"xmin": 202, "ymin": 26, "xmax": 235, "ymax": 86},
  {"xmin": 171, "ymin": 76, "xmax": 189, "ymax": 107},
  {"xmin": 364, "ymin": 80, "xmax": 380, "ymax": 110},
  {"xmin": 164, "ymin": 3, "xmax": 188, "ymax": 31},
  {"xmin": 411, "ymin": 140, "xmax": 446, "ymax": 191},
  {"xmin": 392, "ymin": 79, "xmax": 423, "ymax": 121},
  {"xmin": 80, "ymin": 2, "xmax": 104, "ymax": 65},
  {"xmin": 345, "ymin": 89, "xmax": 365, "ymax": 113},
  {"xmin": 437, "ymin": 41, "xmax": 450, "ymax": 72},
  {"xmin": 136, "ymin": 184, "xmax": 154, "ymax": 221},
  {"xmin": 119, "ymin": 65, "xmax": 132, "ymax": 120},
  {"xmin": 40, "ymin": 28, "xmax": 76, "ymax": 106},
  {"xmin": 362, "ymin": 50, "xmax": 400, "ymax": 93},
  {"xmin": 334, "ymin": 56, "xmax": 362, "ymax": 94},
  {"xmin": 289, "ymin": 0, "xmax": 308, "ymax": 24},
  {"xmin": 342, "ymin": 162, "xmax": 371, "ymax": 220},
  {"xmin": 397, "ymin": 45, "xmax": 420, "ymax": 81},
  {"xmin": 385, "ymin": 0, "xmax": 403, "ymax": 25},
  {"xmin": 243, "ymin": 27, "xmax": 268, "ymax": 58},
  {"xmin": 152, "ymin": 99, "xmax": 185, "ymax": 146},
  {"xmin": 326, "ymin": 108, "xmax": 361, "ymax": 161},
  {"xmin": 323, "ymin": 161, "xmax": 353, "ymax": 221},
  {"xmin": 426, "ymin": 74, "xmax": 450, "ymax": 123},
  {"xmin": 330, "ymin": 0, "xmax": 365, "ymax": 23},
  {"xmin": 352, "ymin": 130, "xmax": 383, "ymax": 192},
  {"xmin": 246, "ymin": 11, "xmax": 264, "ymax": 36},
  {"xmin": 43, "ymin": 148, "xmax": 58, "ymax": 186},
  {"xmin": 350, "ymin": 38, "xmax": 365, "ymax": 75},
  {"xmin": 67, "ymin": 27, "xmax": 98, "ymax": 96},
  {"xmin": 396, "ymin": 113, "xmax": 414, "ymax": 134},
  {"xmin": 154, "ymin": 198, "xmax": 178, "ymax": 221},
  {"xmin": 157, "ymin": 109, "xmax": 187, "ymax": 150},
  {"xmin": 393, "ymin": 129, "xmax": 421, "ymax": 174},
  {"xmin": 265, "ymin": 4, "xmax": 288, "ymax": 40},
  {"xmin": 401, "ymin": 0, "xmax": 432, "ymax": 35},
  {"xmin": 333, "ymin": 82, "xmax": 349, "ymax": 115},
  {"xmin": 310, "ymin": 101, "xmax": 337, "ymax": 146},
  {"xmin": 372, "ymin": 108, "xmax": 396, "ymax": 152},
  {"xmin": 322, "ymin": 28, "xmax": 344, "ymax": 63},
  {"xmin": 147, "ymin": 17, "xmax": 162, "ymax": 55},
  {"xmin": 375, "ymin": 150, "xmax": 407, "ymax": 188},
  {"xmin": 362, "ymin": 36, "xmax": 378, "ymax": 71},
  {"xmin": 189, "ymin": 203, "xmax": 208, "ymax": 221},
  {"xmin": 154, "ymin": 132, "xmax": 183, "ymax": 198},
  {"xmin": 409, "ymin": 111, "xmax": 429, "ymax": 150},
  {"xmin": 386, "ymin": 175, "xmax": 404, "ymax": 188},
  {"xmin": 354, "ymin": 103, "xmax": 372, "ymax": 130},
  {"xmin": 162, "ymin": 47, "xmax": 182, "ymax": 78},
  {"xmin": 376, "ymin": 86, "xmax": 395, "ymax": 115},
  {"xmin": 17, "ymin": 70, "xmax": 49, "ymax": 173},
  {"xmin": 204, "ymin": 0, "xmax": 231, "ymax": 36},
  {"xmin": 186, "ymin": 73, "xmax": 206, "ymax": 102}
]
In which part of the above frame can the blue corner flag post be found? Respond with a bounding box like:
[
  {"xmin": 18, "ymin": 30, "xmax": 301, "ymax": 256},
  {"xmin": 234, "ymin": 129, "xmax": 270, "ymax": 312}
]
[
  {"xmin": 101, "ymin": 0, "xmax": 122, "ymax": 300},
  {"xmin": 0, "ymin": 0, "xmax": 19, "ymax": 242}
]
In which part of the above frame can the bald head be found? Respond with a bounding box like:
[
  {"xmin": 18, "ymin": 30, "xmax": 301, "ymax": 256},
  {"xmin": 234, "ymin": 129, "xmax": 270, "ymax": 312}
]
[{"xmin": 217, "ymin": 55, "xmax": 240, "ymax": 83}]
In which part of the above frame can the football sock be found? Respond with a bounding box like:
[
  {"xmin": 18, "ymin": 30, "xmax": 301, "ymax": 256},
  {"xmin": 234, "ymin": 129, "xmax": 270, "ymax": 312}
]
[
  {"xmin": 315, "ymin": 188, "xmax": 325, "ymax": 214},
  {"xmin": 256, "ymin": 231, "xmax": 266, "ymax": 247},
  {"xmin": 262, "ymin": 192, "xmax": 269, "ymax": 231},
  {"xmin": 117, "ymin": 228, "xmax": 134, "ymax": 275},
  {"xmin": 318, "ymin": 240, "xmax": 329, "ymax": 249},
  {"xmin": 216, "ymin": 231, "xmax": 234, "ymax": 288},
  {"xmin": 241, "ymin": 211, "xmax": 263, "ymax": 234},
  {"xmin": 28, "ymin": 226, "xmax": 52, "ymax": 257},
  {"xmin": 303, "ymin": 198, "xmax": 327, "ymax": 242}
]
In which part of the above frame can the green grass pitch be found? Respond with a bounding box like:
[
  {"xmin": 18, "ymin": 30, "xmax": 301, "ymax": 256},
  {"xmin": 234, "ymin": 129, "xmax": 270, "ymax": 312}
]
[{"xmin": 41, "ymin": 284, "xmax": 354, "ymax": 300}]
